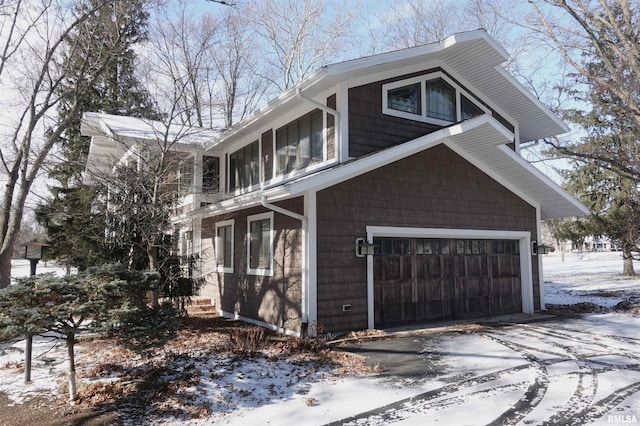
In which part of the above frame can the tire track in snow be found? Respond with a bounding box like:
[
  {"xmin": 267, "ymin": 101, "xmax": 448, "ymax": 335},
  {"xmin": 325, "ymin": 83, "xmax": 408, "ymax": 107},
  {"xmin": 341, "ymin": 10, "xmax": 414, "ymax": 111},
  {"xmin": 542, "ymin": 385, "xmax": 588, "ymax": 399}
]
[{"xmin": 480, "ymin": 332, "xmax": 550, "ymax": 426}]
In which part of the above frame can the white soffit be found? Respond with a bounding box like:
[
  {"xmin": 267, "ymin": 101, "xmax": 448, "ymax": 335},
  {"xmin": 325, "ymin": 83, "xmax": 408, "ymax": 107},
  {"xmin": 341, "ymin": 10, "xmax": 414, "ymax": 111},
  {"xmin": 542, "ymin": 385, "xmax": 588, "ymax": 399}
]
[{"xmin": 446, "ymin": 131, "xmax": 589, "ymax": 220}]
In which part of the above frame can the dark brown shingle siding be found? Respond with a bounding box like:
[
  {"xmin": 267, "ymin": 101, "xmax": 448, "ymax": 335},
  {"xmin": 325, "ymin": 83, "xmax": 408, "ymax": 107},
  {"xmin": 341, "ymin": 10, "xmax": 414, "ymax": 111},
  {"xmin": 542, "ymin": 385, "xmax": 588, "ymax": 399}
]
[{"xmin": 316, "ymin": 145, "xmax": 538, "ymax": 332}]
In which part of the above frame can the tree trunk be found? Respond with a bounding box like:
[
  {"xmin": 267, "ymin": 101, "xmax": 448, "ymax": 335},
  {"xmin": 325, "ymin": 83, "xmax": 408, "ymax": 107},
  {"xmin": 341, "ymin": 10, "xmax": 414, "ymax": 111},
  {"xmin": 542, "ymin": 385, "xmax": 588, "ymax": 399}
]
[
  {"xmin": 0, "ymin": 252, "xmax": 11, "ymax": 289},
  {"xmin": 148, "ymin": 243, "xmax": 159, "ymax": 307},
  {"xmin": 622, "ymin": 249, "xmax": 636, "ymax": 276},
  {"xmin": 67, "ymin": 333, "xmax": 77, "ymax": 402}
]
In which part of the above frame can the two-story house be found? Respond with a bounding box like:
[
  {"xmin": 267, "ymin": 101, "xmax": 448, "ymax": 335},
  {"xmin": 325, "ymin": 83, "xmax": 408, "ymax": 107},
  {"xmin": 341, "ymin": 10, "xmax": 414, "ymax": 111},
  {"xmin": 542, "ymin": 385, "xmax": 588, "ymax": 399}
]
[{"xmin": 82, "ymin": 30, "xmax": 588, "ymax": 336}]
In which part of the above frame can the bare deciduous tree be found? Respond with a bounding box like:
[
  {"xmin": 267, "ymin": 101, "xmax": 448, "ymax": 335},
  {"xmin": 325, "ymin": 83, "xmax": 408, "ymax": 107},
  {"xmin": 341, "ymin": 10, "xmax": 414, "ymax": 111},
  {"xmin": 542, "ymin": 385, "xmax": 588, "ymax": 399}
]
[
  {"xmin": 244, "ymin": 0, "xmax": 358, "ymax": 92},
  {"xmin": 0, "ymin": 0, "xmax": 120, "ymax": 288},
  {"xmin": 524, "ymin": 0, "xmax": 640, "ymax": 181}
]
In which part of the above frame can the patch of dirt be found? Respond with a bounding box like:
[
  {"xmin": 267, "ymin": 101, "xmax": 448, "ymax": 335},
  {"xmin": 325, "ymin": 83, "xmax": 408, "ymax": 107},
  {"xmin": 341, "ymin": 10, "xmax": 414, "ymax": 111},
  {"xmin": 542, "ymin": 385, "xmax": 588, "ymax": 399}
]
[
  {"xmin": 545, "ymin": 302, "xmax": 609, "ymax": 314},
  {"xmin": 0, "ymin": 392, "xmax": 118, "ymax": 426},
  {"xmin": 545, "ymin": 298, "xmax": 640, "ymax": 315},
  {"xmin": 0, "ymin": 313, "xmax": 372, "ymax": 425}
]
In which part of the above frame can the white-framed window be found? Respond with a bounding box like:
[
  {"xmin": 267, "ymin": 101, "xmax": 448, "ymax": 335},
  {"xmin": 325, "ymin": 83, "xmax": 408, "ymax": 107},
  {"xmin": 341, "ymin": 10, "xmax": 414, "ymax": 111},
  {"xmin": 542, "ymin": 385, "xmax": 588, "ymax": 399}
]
[
  {"xmin": 275, "ymin": 109, "xmax": 324, "ymax": 175},
  {"xmin": 247, "ymin": 212, "xmax": 274, "ymax": 276},
  {"xmin": 229, "ymin": 140, "xmax": 259, "ymax": 192},
  {"xmin": 215, "ymin": 219, "xmax": 234, "ymax": 273},
  {"xmin": 382, "ymin": 71, "xmax": 488, "ymax": 126}
]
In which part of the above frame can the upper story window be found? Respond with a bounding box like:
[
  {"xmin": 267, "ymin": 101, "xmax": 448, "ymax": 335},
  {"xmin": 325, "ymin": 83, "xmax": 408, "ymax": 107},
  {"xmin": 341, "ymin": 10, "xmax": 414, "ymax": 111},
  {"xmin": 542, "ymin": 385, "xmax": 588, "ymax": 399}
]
[
  {"xmin": 229, "ymin": 140, "xmax": 259, "ymax": 192},
  {"xmin": 383, "ymin": 72, "xmax": 487, "ymax": 126},
  {"xmin": 178, "ymin": 156, "xmax": 193, "ymax": 196},
  {"xmin": 202, "ymin": 156, "xmax": 219, "ymax": 193},
  {"xmin": 276, "ymin": 109, "xmax": 323, "ymax": 175},
  {"xmin": 425, "ymin": 78, "xmax": 455, "ymax": 121}
]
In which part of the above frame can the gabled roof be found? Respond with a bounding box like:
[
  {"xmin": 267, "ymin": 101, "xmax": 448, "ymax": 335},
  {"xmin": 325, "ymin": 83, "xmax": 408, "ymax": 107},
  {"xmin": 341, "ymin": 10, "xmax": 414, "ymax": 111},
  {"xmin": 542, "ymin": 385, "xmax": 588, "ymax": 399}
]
[{"xmin": 205, "ymin": 29, "xmax": 567, "ymax": 150}]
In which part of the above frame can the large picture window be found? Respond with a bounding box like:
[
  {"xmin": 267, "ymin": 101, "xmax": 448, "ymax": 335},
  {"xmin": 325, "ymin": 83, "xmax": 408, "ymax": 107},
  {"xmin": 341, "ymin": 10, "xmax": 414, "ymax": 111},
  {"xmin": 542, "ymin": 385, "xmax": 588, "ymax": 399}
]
[
  {"xmin": 276, "ymin": 109, "xmax": 323, "ymax": 175},
  {"xmin": 247, "ymin": 212, "xmax": 273, "ymax": 276},
  {"xmin": 229, "ymin": 141, "xmax": 259, "ymax": 192},
  {"xmin": 215, "ymin": 220, "xmax": 234, "ymax": 273},
  {"xmin": 383, "ymin": 72, "xmax": 487, "ymax": 126}
]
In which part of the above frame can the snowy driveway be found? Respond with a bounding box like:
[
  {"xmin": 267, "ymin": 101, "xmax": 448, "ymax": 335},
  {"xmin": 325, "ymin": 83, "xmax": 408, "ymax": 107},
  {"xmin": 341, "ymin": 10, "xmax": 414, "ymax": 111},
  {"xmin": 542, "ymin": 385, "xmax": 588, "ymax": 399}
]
[{"xmin": 334, "ymin": 314, "xmax": 640, "ymax": 425}]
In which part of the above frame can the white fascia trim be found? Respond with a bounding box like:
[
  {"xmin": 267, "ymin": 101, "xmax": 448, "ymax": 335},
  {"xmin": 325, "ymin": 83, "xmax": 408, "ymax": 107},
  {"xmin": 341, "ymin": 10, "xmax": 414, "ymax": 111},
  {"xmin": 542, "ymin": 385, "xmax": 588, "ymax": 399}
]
[
  {"xmin": 325, "ymin": 29, "xmax": 493, "ymax": 77},
  {"xmin": 366, "ymin": 226, "xmax": 531, "ymax": 240},
  {"xmin": 217, "ymin": 309, "xmax": 300, "ymax": 337},
  {"xmin": 497, "ymin": 144, "xmax": 590, "ymax": 216},
  {"xmin": 494, "ymin": 66, "xmax": 569, "ymax": 134},
  {"xmin": 364, "ymin": 226, "xmax": 535, "ymax": 329},
  {"xmin": 172, "ymin": 186, "xmax": 289, "ymax": 223},
  {"xmin": 287, "ymin": 114, "xmax": 507, "ymax": 196},
  {"xmin": 444, "ymin": 30, "xmax": 509, "ymax": 60}
]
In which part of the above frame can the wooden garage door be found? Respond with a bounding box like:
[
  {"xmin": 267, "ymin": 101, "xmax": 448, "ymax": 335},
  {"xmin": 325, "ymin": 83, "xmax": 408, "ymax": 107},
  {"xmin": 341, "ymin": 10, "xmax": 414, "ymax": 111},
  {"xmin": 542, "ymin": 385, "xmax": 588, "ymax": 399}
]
[{"xmin": 373, "ymin": 238, "xmax": 521, "ymax": 327}]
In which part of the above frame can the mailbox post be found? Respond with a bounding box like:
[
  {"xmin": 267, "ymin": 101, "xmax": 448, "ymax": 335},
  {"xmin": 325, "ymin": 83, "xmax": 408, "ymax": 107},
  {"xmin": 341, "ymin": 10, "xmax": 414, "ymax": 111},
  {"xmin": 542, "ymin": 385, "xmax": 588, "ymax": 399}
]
[
  {"xmin": 24, "ymin": 240, "xmax": 48, "ymax": 276},
  {"xmin": 21, "ymin": 240, "xmax": 48, "ymax": 383}
]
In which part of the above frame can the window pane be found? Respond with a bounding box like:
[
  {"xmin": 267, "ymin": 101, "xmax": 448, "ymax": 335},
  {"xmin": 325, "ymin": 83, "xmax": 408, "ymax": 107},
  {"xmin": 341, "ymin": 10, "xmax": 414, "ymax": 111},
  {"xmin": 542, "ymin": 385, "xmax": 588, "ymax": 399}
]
[
  {"xmin": 230, "ymin": 141, "xmax": 259, "ymax": 191},
  {"xmin": 276, "ymin": 127, "xmax": 287, "ymax": 175},
  {"xmin": 217, "ymin": 225, "xmax": 232, "ymax": 268},
  {"xmin": 461, "ymin": 94, "xmax": 484, "ymax": 121},
  {"xmin": 311, "ymin": 110, "xmax": 323, "ymax": 162},
  {"xmin": 388, "ymin": 83, "xmax": 420, "ymax": 114},
  {"xmin": 250, "ymin": 142, "xmax": 259, "ymax": 185},
  {"xmin": 286, "ymin": 123, "xmax": 298, "ymax": 173},
  {"xmin": 299, "ymin": 114, "xmax": 311, "ymax": 168},
  {"xmin": 275, "ymin": 109, "xmax": 324, "ymax": 175},
  {"xmin": 250, "ymin": 218, "xmax": 271, "ymax": 270},
  {"xmin": 202, "ymin": 156, "xmax": 219, "ymax": 192},
  {"xmin": 426, "ymin": 78, "xmax": 455, "ymax": 121}
]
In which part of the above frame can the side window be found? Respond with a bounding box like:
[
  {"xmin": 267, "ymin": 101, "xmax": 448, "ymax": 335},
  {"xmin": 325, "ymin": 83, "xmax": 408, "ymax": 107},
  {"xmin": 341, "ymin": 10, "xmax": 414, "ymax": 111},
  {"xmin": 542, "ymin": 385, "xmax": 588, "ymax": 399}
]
[
  {"xmin": 247, "ymin": 212, "xmax": 274, "ymax": 276},
  {"xmin": 461, "ymin": 94, "xmax": 484, "ymax": 121},
  {"xmin": 425, "ymin": 78, "xmax": 455, "ymax": 122},
  {"xmin": 215, "ymin": 220, "xmax": 234, "ymax": 273},
  {"xmin": 387, "ymin": 83, "xmax": 420, "ymax": 114}
]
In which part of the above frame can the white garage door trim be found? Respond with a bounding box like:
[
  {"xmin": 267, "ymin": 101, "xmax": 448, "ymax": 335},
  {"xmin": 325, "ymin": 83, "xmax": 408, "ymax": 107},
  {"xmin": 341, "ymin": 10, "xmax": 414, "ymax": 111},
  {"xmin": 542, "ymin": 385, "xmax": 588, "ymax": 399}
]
[{"xmin": 365, "ymin": 226, "xmax": 534, "ymax": 329}]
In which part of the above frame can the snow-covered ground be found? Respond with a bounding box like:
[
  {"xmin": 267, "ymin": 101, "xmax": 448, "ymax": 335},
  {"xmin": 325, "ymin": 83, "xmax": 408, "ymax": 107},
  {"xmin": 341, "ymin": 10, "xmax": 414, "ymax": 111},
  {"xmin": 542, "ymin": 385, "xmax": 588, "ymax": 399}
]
[
  {"xmin": 543, "ymin": 251, "xmax": 640, "ymax": 306},
  {"xmin": 9, "ymin": 259, "xmax": 69, "ymax": 281},
  {"xmin": 2, "ymin": 253, "xmax": 639, "ymax": 425}
]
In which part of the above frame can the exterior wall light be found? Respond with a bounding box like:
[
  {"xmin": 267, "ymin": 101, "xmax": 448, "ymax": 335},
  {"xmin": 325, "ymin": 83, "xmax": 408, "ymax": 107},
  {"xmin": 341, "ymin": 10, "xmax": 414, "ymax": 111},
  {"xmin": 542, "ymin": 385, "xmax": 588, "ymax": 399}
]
[
  {"xmin": 532, "ymin": 241, "xmax": 552, "ymax": 255},
  {"xmin": 356, "ymin": 237, "xmax": 375, "ymax": 257}
]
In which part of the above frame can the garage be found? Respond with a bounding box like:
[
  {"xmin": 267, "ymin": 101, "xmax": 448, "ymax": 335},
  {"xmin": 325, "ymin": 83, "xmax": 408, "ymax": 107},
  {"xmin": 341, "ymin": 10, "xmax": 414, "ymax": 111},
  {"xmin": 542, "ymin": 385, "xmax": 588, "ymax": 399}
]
[{"xmin": 373, "ymin": 237, "xmax": 522, "ymax": 327}]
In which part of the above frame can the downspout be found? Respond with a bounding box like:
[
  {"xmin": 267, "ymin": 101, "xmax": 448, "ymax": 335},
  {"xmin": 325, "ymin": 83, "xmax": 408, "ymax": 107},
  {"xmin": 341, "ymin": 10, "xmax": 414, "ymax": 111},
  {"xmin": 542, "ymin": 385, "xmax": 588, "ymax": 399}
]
[
  {"xmin": 261, "ymin": 196, "xmax": 310, "ymax": 335},
  {"xmin": 295, "ymin": 88, "xmax": 341, "ymax": 163}
]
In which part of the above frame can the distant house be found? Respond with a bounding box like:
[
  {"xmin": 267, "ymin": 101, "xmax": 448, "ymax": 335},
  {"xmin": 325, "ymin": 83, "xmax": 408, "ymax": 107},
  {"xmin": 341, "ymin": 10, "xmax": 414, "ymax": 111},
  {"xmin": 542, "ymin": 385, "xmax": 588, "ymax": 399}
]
[{"xmin": 82, "ymin": 30, "xmax": 588, "ymax": 336}]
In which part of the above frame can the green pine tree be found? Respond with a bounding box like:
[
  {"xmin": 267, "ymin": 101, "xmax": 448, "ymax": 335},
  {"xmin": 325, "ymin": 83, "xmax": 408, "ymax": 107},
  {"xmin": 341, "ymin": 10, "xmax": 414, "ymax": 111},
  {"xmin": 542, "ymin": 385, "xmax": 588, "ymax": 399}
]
[{"xmin": 37, "ymin": 0, "xmax": 160, "ymax": 271}]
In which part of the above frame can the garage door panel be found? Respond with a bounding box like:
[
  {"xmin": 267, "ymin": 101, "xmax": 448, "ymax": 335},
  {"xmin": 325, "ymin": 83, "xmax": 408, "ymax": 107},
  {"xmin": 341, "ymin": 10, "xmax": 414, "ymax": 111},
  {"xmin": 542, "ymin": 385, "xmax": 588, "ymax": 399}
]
[{"xmin": 374, "ymin": 237, "xmax": 523, "ymax": 328}]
